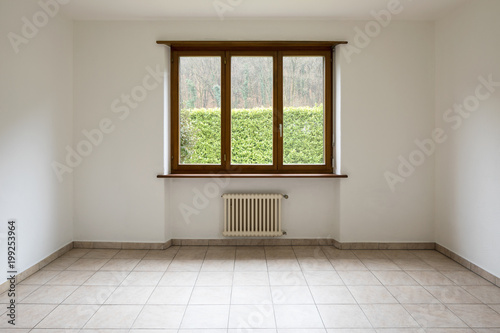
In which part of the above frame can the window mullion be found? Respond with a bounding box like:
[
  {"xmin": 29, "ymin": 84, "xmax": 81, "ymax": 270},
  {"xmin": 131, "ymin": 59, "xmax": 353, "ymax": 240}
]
[
  {"xmin": 223, "ymin": 51, "xmax": 230, "ymax": 170},
  {"xmin": 276, "ymin": 52, "xmax": 283, "ymax": 171}
]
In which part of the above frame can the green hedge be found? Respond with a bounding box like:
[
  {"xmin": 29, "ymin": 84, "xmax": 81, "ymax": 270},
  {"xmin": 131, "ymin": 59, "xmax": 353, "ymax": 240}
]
[{"xmin": 180, "ymin": 106, "xmax": 324, "ymax": 165}]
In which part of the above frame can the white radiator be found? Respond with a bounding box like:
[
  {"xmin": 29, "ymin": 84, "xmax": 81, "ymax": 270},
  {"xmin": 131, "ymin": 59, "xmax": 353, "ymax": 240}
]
[{"xmin": 222, "ymin": 193, "xmax": 287, "ymax": 237}]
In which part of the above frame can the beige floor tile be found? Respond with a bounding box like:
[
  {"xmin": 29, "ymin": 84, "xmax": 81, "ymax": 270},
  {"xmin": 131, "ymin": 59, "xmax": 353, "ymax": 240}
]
[
  {"xmin": 425, "ymin": 286, "xmax": 481, "ymax": 303},
  {"xmin": 201, "ymin": 259, "xmax": 235, "ymax": 271},
  {"xmin": 327, "ymin": 329, "xmax": 375, "ymax": 333},
  {"xmin": 21, "ymin": 285, "xmax": 78, "ymax": 304},
  {"xmin": 353, "ymin": 250, "xmax": 389, "ymax": 259},
  {"xmin": 265, "ymin": 247, "xmax": 295, "ymax": 259},
  {"xmin": 274, "ymin": 305, "xmax": 324, "ymax": 329},
  {"xmin": 148, "ymin": 286, "xmax": 192, "ymax": 304},
  {"xmin": 280, "ymin": 328, "xmax": 326, "ymax": 333},
  {"xmin": 375, "ymin": 329, "xmax": 425, "ymax": 333},
  {"xmin": 233, "ymin": 271, "xmax": 270, "ymax": 286},
  {"xmin": 133, "ymin": 304, "xmax": 185, "ymax": 329},
  {"xmin": 383, "ymin": 250, "xmax": 418, "ymax": 260},
  {"xmin": 234, "ymin": 259, "xmax": 268, "ymax": 271},
  {"xmin": 31, "ymin": 329, "xmax": 81, "ymax": 333},
  {"xmin": 46, "ymin": 270, "xmax": 94, "ymax": 285},
  {"xmin": 158, "ymin": 272, "xmax": 199, "ymax": 286},
  {"xmin": 318, "ymin": 304, "xmax": 372, "ymax": 328},
  {"xmin": 372, "ymin": 271, "xmax": 418, "ymax": 286},
  {"xmin": 19, "ymin": 270, "xmax": 60, "ymax": 285},
  {"xmin": 105, "ymin": 286, "xmax": 154, "ymax": 304},
  {"xmin": 462, "ymin": 286, "xmax": 500, "ymax": 304},
  {"xmin": 423, "ymin": 329, "xmax": 474, "ymax": 333},
  {"xmin": 63, "ymin": 285, "xmax": 115, "ymax": 304},
  {"xmin": 267, "ymin": 259, "xmax": 301, "ymax": 271},
  {"xmin": 122, "ymin": 271, "xmax": 164, "ymax": 286},
  {"xmin": 0, "ymin": 304, "xmax": 56, "ymax": 329},
  {"xmin": 269, "ymin": 271, "xmax": 307, "ymax": 286},
  {"xmin": 490, "ymin": 304, "xmax": 500, "ymax": 314},
  {"xmin": 100, "ymin": 259, "xmax": 140, "ymax": 271},
  {"xmin": 84, "ymin": 271, "xmax": 128, "ymax": 286},
  {"xmin": 131, "ymin": 328, "xmax": 178, "ymax": 333},
  {"xmin": 36, "ymin": 304, "xmax": 99, "ymax": 328},
  {"xmin": 228, "ymin": 304, "xmax": 276, "ymax": 329},
  {"xmin": 406, "ymin": 270, "xmax": 454, "ymax": 285},
  {"xmin": 133, "ymin": 259, "xmax": 171, "ymax": 272},
  {"xmin": 67, "ymin": 259, "xmax": 109, "ymax": 271},
  {"xmin": 61, "ymin": 248, "xmax": 91, "ymax": 258},
  {"xmin": 448, "ymin": 304, "xmax": 500, "ymax": 327},
  {"xmin": 176, "ymin": 246, "xmax": 207, "ymax": 254},
  {"xmin": 330, "ymin": 259, "xmax": 368, "ymax": 271},
  {"xmin": 322, "ymin": 248, "xmax": 357, "ymax": 259},
  {"xmin": 362, "ymin": 259, "xmax": 400, "ymax": 271},
  {"xmin": 174, "ymin": 253, "xmax": 206, "ymax": 261},
  {"xmin": 425, "ymin": 260, "xmax": 468, "ymax": 271},
  {"xmin": 393, "ymin": 259, "xmax": 434, "ymax": 270},
  {"xmin": 232, "ymin": 286, "xmax": 273, "ymax": 304},
  {"xmin": 310, "ymin": 286, "xmax": 356, "ymax": 304},
  {"xmin": 205, "ymin": 247, "xmax": 236, "ymax": 260},
  {"xmin": 84, "ymin": 305, "xmax": 142, "ymax": 329},
  {"xmin": 272, "ymin": 286, "xmax": 315, "ymax": 304},
  {"xmin": 403, "ymin": 304, "xmax": 467, "ymax": 328},
  {"xmin": 298, "ymin": 258, "xmax": 334, "ymax": 271},
  {"xmin": 113, "ymin": 250, "xmax": 148, "ymax": 259},
  {"xmin": 143, "ymin": 249, "xmax": 178, "ymax": 260},
  {"xmin": 412, "ymin": 251, "xmax": 447, "ymax": 261},
  {"xmin": 130, "ymin": 330, "xmax": 178, "ymax": 333},
  {"xmin": 190, "ymin": 286, "xmax": 231, "ymax": 304},
  {"xmin": 0, "ymin": 284, "xmax": 39, "ymax": 303},
  {"xmin": 236, "ymin": 247, "xmax": 266, "ymax": 259},
  {"xmin": 337, "ymin": 271, "xmax": 382, "ymax": 286},
  {"xmin": 83, "ymin": 249, "xmax": 120, "ymax": 259},
  {"xmin": 293, "ymin": 246, "xmax": 326, "ymax": 258},
  {"xmin": 387, "ymin": 286, "xmax": 440, "ymax": 304},
  {"xmin": 303, "ymin": 271, "xmax": 344, "ymax": 286},
  {"xmin": 13, "ymin": 247, "xmax": 499, "ymax": 332},
  {"xmin": 361, "ymin": 304, "xmax": 419, "ymax": 328},
  {"xmin": 180, "ymin": 305, "xmax": 230, "ymax": 329},
  {"xmin": 349, "ymin": 286, "xmax": 398, "ymax": 304},
  {"xmin": 195, "ymin": 271, "xmax": 233, "ymax": 286},
  {"xmin": 183, "ymin": 328, "xmax": 228, "ymax": 333},
  {"xmin": 441, "ymin": 270, "xmax": 493, "ymax": 286},
  {"xmin": 167, "ymin": 259, "xmax": 203, "ymax": 271},
  {"xmin": 42, "ymin": 257, "xmax": 79, "ymax": 271}
]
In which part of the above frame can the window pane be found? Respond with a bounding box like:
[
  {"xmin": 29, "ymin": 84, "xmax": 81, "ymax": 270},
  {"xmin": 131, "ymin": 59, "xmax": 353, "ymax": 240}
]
[
  {"xmin": 179, "ymin": 57, "xmax": 221, "ymax": 165},
  {"xmin": 231, "ymin": 57, "xmax": 273, "ymax": 165},
  {"xmin": 283, "ymin": 56, "xmax": 325, "ymax": 165}
]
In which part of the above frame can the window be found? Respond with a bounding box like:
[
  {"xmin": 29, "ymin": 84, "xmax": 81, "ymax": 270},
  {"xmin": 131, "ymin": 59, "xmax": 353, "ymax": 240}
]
[{"xmin": 167, "ymin": 41, "xmax": 341, "ymax": 175}]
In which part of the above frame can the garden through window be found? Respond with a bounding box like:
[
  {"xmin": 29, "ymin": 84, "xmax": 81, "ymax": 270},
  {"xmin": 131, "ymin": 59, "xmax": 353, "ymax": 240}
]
[{"xmin": 169, "ymin": 42, "xmax": 336, "ymax": 174}]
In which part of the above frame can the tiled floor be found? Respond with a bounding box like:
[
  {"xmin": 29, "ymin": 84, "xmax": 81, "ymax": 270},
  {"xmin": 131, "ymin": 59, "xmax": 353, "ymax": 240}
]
[{"xmin": 2, "ymin": 246, "xmax": 500, "ymax": 332}]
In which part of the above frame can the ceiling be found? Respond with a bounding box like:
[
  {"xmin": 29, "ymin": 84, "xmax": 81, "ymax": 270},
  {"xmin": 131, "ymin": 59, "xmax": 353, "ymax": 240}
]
[{"xmin": 60, "ymin": 0, "xmax": 470, "ymax": 21}]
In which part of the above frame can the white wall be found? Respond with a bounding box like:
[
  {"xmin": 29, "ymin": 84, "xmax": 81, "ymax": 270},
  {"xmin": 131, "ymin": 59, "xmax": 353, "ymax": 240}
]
[
  {"xmin": 435, "ymin": 0, "xmax": 500, "ymax": 277},
  {"xmin": 73, "ymin": 19, "xmax": 435, "ymax": 242},
  {"xmin": 0, "ymin": 0, "xmax": 73, "ymax": 276},
  {"xmin": 73, "ymin": 22, "xmax": 166, "ymax": 242},
  {"xmin": 339, "ymin": 22, "xmax": 435, "ymax": 242}
]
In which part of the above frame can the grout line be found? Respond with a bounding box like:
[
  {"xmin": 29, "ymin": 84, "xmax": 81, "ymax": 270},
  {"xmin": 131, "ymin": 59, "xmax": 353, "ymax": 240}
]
[
  {"xmin": 8, "ymin": 246, "xmax": 500, "ymax": 331},
  {"xmin": 174, "ymin": 246, "xmax": 206, "ymax": 330},
  {"xmin": 264, "ymin": 245, "xmax": 279, "ymax": 331},
  {"xmin": 24, "ymin": 254, "xmax": 115, "ymax": 331},
  {"xmin": 127, "ymin": 251, "xmax": 171, "ymax": 332},
  {"xmin": 224, "ymin": 246, "xmax": 236, "ymax": 330},
  {"xmin": 295, "ymin": 245, "xmax": 328, "ymax": 330},
  {"xmin": 334, "ymin": 251, "xmax": 377, "ymax": 330}
]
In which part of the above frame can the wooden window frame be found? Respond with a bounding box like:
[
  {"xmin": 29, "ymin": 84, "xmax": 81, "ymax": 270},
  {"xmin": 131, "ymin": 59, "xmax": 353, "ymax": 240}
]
[{"xmin": 167, "ymin": 41, "xmax": 344, "ymax": 175}]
